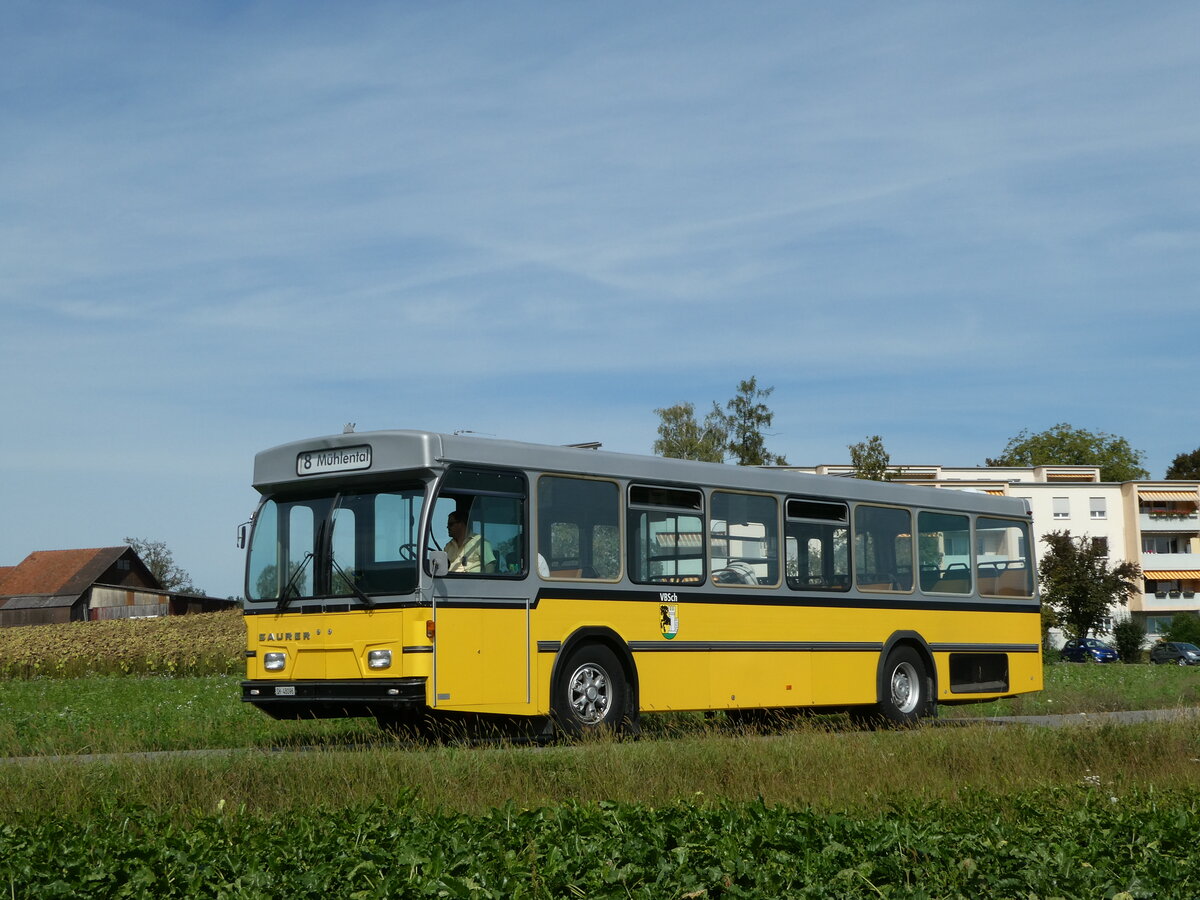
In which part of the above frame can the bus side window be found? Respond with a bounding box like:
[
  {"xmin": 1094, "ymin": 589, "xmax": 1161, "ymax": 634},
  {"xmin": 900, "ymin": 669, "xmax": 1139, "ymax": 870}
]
[
  {"xmin": 976, "ymin": 517, "xmax": 1034, "ymax": 597},
  {"xmin": 711, "ymin": 491, "xmax": 778, "ymax": 587},
  {"xmin": 918, "ymin": 511, "xmax": 972, "ymax": 594},
  {"xmin": 785, "ymin": 497, "xmax": 850, "ymax": 592},
  {"xmin": 537, "ymin": 476, "xmax": 621, "ymax": 581},
  {"xmin": 627, "ymin": 484, "xmax": 704, "ymax": 586},
  {"xmin": 430, "ymin": 467, "xmax": 527, "ymax": 577},
  {"xmin": 854, "ymin": 504, "xmax": 914, "ymax": 592}
]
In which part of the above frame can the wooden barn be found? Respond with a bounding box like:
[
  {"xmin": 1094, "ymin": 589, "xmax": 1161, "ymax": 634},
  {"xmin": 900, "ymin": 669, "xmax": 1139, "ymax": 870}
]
[{"xmin": 0, "ymin": 547, "xmax": 234, "ymax": 627}]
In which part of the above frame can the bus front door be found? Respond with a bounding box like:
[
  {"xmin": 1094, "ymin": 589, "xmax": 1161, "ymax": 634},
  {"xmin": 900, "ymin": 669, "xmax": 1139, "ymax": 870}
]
[{"xmin": 431, "ymin": 589, "xmax": 532, "ymax": 711}]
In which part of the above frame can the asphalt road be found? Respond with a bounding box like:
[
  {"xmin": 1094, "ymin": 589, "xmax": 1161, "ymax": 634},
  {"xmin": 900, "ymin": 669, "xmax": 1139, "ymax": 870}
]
[
  {"xmin": 5, "ymin": 707, "xmax": 1200, "ymax": 766},
  {"xmin": 948, "ymin": 706, "xmax": 1200, "ymax": 727}
]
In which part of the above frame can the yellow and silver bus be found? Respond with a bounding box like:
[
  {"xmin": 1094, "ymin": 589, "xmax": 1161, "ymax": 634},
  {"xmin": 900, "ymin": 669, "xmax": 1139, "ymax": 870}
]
[{"xmin": 241, "ymin": 430, "xmax": 1041, "ymax": 734}]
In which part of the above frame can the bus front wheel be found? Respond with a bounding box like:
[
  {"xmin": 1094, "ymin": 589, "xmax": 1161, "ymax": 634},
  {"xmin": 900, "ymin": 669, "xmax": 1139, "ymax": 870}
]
[{"xmin": 554, "ymin": 644, "xmax": 628, "ymax": 737}]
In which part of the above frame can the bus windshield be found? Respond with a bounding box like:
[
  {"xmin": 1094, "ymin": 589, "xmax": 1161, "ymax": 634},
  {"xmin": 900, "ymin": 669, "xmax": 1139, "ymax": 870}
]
[{"xmin": 246, "ymin": 485, "xmax": 426, "ymax": 602}]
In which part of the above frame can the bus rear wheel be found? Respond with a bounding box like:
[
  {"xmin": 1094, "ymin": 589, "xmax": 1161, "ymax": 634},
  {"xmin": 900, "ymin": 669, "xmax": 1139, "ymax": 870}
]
[
  {"xmin": 554, "ymin": 644, "xmax": 629, "ymax": 737},
  {"xmin": 878, "ymin": 645, "xmax": 930, "ymax": 725}
]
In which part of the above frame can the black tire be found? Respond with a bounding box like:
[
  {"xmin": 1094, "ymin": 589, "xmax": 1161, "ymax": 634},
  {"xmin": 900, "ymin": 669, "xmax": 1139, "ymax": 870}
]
[
  {"xmin": 554, "ymin": 644, "xmax": 629, "ymax": 737},
  {"xmin": 877, "ymin": 645, "xmax": 931, "ymax": 726}
]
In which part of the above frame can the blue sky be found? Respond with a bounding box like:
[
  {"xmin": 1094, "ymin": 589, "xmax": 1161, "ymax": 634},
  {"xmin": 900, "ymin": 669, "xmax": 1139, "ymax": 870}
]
[{"xmin": 2, "ymin": 2, "xmax": 1198, "ymax": 598}]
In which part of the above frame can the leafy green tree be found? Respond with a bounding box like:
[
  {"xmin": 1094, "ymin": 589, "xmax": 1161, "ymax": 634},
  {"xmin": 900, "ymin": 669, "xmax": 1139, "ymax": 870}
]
[
  {"xmin": 848, "ymin": 435, "xmax": 892, "ymax": 481},
  {"xmin": 124, "ymin": 536, "xmax": 200, "ymax": 593},
  {"xmin": 1038, "ymin": 531, "xmax": 1141, "ymax": 641},
  {"xmin": 653, "ymin": 378, "xmax": 788, "ymax": 466},
  {"xmin": 1162, "ymin": 613, "xmax": 1200, "ymax": 646},
  {"xmin": 1112, "ymin": 617, "xmax": 1146, "ymax": 663},
  {"xmin": 986, "ymin": 423, "xmax": 1149, "ymax": 482},
  {"xmin": 652, "ymin": 402, "xmax": 725, "ymax": 462},
  {"xmin": 1165, "ymin": 448, "xmax": 1200, "ymax": 480}
]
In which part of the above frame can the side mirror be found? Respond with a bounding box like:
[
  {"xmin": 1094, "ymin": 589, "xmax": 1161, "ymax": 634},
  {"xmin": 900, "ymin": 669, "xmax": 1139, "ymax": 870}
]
[
  {"xmin": 428, "ymin": 551, "xmax": 449, "ymax": 577},
  {"xmin": 236, "ymin": 523, "xmax": 249, "ymax": 550}
]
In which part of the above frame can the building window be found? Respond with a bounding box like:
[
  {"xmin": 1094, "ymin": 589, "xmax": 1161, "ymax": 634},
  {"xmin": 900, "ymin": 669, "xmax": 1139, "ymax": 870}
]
[
  {"xmin": 1089, "ymin": 497, "xmax": 1106, "ymax": 520},
  {"xmin": 1143, "ymin": 536, "xmax": 1178, "ymax": 555},
  {"xmin": 1052, "ymin": 497, "xmax": 1069, "ymax": 519},
  {"xmin": 1144, "ymin": 616, "xmax": 1173, "ymax": 636}
]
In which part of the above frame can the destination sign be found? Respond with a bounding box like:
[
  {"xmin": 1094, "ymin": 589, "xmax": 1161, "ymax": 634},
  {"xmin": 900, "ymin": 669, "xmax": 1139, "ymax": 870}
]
[{"xmin": 297, "ymin": 445, "xmax": 372, "ymax": 476}]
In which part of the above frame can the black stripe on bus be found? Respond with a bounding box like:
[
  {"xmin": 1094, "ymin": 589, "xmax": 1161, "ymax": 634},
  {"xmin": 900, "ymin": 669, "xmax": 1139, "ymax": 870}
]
[
  {"xmin": 627, "ymin": 641, "xmax": 883, "ymax": 653},
  {"xmin": 928, "ymin": 643, "xmax": 1040, "ymax": 654},
  {"xmin": 537, "ymin": 640, "xmax": 1037, "ymax": 655}
]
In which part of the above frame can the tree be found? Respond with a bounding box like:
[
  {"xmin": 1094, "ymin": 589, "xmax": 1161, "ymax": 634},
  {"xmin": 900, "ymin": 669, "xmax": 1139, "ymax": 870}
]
[
  {"xmin": 848, "ymin": 435, "xmax": 892, "ymax": 481},
  {"xmin": 710, "ymin": 377, "xmax": 788, "ymax": 466},
  {"xmin": 652, "ymin": 402, "xmax": 725, "ymax": 463},
  {"xmin": 1112, "ymin": 617, "xmax": 1146, "ymax": 663},
  {"xmin": 124, "ymin": 537, "xmax": 200, "ymax": 594},
  {"xmin": 1165, "ymin": 448, "xmax": 1200, "ymax": 480},
  {"xmin": 986, "ymin": 423, "xmax": 1149, "ymax": 482},
  {"xmin": 1038, "ymin": 531, "xmax": 1141, "ymax": 642},
  {"xmin": 653, "ymin": 378, "xmax": 788, "ymax": 466}
]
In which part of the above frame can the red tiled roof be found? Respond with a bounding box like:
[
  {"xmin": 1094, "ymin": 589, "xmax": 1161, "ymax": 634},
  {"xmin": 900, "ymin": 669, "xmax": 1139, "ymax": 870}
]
[{"xmin": 0, "ymin": 548, "xmax": 132, "ymax": 597}]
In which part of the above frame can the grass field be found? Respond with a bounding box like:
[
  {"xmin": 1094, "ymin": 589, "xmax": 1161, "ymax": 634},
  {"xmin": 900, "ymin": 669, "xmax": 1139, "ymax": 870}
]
[{"xmin": 4, "ymin": 615, "xmax": 1200, "ymax": 896}]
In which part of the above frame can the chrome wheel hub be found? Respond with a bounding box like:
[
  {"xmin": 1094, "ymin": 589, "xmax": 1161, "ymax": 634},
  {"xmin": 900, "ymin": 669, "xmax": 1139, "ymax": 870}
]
[{"xmin": 568, "ymin": 663, "xmax": 612, "ymax": 724}]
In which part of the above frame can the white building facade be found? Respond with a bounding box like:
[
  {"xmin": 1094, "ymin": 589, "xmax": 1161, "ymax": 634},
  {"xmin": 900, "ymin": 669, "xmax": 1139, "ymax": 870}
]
[{"xmin": 788, "ymin": 464, "xmax": 1200, "ymax": 639}]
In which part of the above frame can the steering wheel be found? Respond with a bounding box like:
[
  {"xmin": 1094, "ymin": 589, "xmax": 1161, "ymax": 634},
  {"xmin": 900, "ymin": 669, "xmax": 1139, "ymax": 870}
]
[{"xmin": 397, "ymin": 543, "xmax": 417, "ymax": 561}]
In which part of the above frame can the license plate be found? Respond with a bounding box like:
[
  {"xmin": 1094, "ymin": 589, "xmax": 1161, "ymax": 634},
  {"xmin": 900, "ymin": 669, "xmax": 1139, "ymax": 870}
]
[{"xmin": 274, "ymin": 686, "xmax": 296, "ymax": 696}]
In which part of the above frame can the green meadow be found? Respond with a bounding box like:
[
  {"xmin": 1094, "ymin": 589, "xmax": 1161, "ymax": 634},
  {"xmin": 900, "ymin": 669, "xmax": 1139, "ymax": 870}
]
[{"xmin": 3, "ymin": 614, "xmax": 1199, "ymax": 897}]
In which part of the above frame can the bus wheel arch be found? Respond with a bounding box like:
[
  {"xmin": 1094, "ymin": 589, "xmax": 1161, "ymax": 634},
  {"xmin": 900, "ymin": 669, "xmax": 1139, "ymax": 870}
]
[
  {"xmin": 551, "ymin": 628, "xmax": 639, "ymax": 736},
  {"xmin": 873, "ymin": 632, "xmax": 937, "ymax": 725}
]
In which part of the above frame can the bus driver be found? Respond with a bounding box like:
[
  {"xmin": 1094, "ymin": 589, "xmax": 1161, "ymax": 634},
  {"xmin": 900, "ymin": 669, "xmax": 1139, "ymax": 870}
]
[{"xmin": 446, "ymin": 511, "xmax": 497, "ymax": 574}]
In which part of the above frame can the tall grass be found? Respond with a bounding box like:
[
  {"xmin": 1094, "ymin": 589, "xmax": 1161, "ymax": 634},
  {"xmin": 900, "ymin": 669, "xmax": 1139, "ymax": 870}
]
[
  {"xmin": 3, "ymin": 717, "xmax": 1200, "ymax": 823},
  {"xmin": 943, "ymin": 660, "xmax": 1200, "ymax": 717}
]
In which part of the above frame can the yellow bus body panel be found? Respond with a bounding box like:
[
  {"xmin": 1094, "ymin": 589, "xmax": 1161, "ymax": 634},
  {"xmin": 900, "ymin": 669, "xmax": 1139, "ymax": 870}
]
[
  {"xmin": 246, "ymin": 594, "xmax": 1042, "ymax": 715},
  {"xmin": 246, "ymin": 608, "xmax": 431, "ymax": 685}
]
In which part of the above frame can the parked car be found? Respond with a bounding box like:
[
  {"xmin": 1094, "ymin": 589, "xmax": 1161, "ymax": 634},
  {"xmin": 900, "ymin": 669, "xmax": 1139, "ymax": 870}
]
[
  {"xmin": 1149, "ymin": 641, "xmax": 1200, "ymax": 666},
  {"xmin": 1060, "ymin": 638, "xmax": 1120, "ymax": 663}
]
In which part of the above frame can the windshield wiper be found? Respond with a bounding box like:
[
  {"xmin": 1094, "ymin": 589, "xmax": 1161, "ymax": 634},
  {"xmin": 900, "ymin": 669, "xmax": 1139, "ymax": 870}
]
[
  {"xmin": 276, "ymin": 552, "xmax": 314, "ymax": 612},
  {"xmin": 330, "ymin": 556, "xmax": 374, "ymax": 607}
]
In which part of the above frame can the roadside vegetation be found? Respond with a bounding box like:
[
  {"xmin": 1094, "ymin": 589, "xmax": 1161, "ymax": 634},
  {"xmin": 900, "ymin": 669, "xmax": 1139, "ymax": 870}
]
[
  {"xmin": 0, "ymin": 607, "xmax": 243, "ymax": 679},
  {"xmin": 4, "ymin": 613, "xmax": 1200, "ymax": 896}
]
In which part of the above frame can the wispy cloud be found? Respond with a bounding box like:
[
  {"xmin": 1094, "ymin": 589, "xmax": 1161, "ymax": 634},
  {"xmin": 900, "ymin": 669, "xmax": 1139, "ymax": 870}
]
[{"xmin": 2, "ymin": 1, "xmax": 1198, "ymax": 592}]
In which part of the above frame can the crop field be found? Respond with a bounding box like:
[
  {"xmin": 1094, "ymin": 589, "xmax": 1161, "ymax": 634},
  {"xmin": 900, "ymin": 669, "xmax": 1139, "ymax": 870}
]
[{"xmin": 3, "ymin": 613, "xmax": 1200, "ymax": 897}]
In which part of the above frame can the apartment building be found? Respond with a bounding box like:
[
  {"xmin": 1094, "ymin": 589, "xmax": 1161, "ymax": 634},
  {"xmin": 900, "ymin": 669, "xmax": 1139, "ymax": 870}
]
[{"xmin": 789, "ymin": 463, "xmax": 1200, "ymax": 637}]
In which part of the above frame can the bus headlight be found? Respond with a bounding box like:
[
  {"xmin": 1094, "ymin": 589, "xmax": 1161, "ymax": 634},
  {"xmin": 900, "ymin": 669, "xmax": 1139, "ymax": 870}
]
[
  {"xmin": 368, "ymin": 649, "xmax": 393, "ymax": 670},
  {"xmin": 264, "ymin": 652, "xmax": 287, "ymax": 672}
]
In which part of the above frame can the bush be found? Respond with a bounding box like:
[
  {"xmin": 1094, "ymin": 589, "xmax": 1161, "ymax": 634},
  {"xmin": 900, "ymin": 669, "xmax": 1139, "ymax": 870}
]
[
  {"xmin": 1163, "ymin": 613, "xmax": 1200, "ymax": 646},
  {"xmin": 1112, "ymin": 617, "xmax": 1146, "ymax": 663}
]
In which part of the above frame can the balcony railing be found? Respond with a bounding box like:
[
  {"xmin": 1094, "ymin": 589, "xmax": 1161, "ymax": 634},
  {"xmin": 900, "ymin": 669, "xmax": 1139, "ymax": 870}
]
[
  {"xmin": 1140, "ymin": 551, "xmax": 1200, "ymax": 573},
  {"xmin": 1140, "ymin": 512, "xmax": 1200, "ymax": 532}
]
